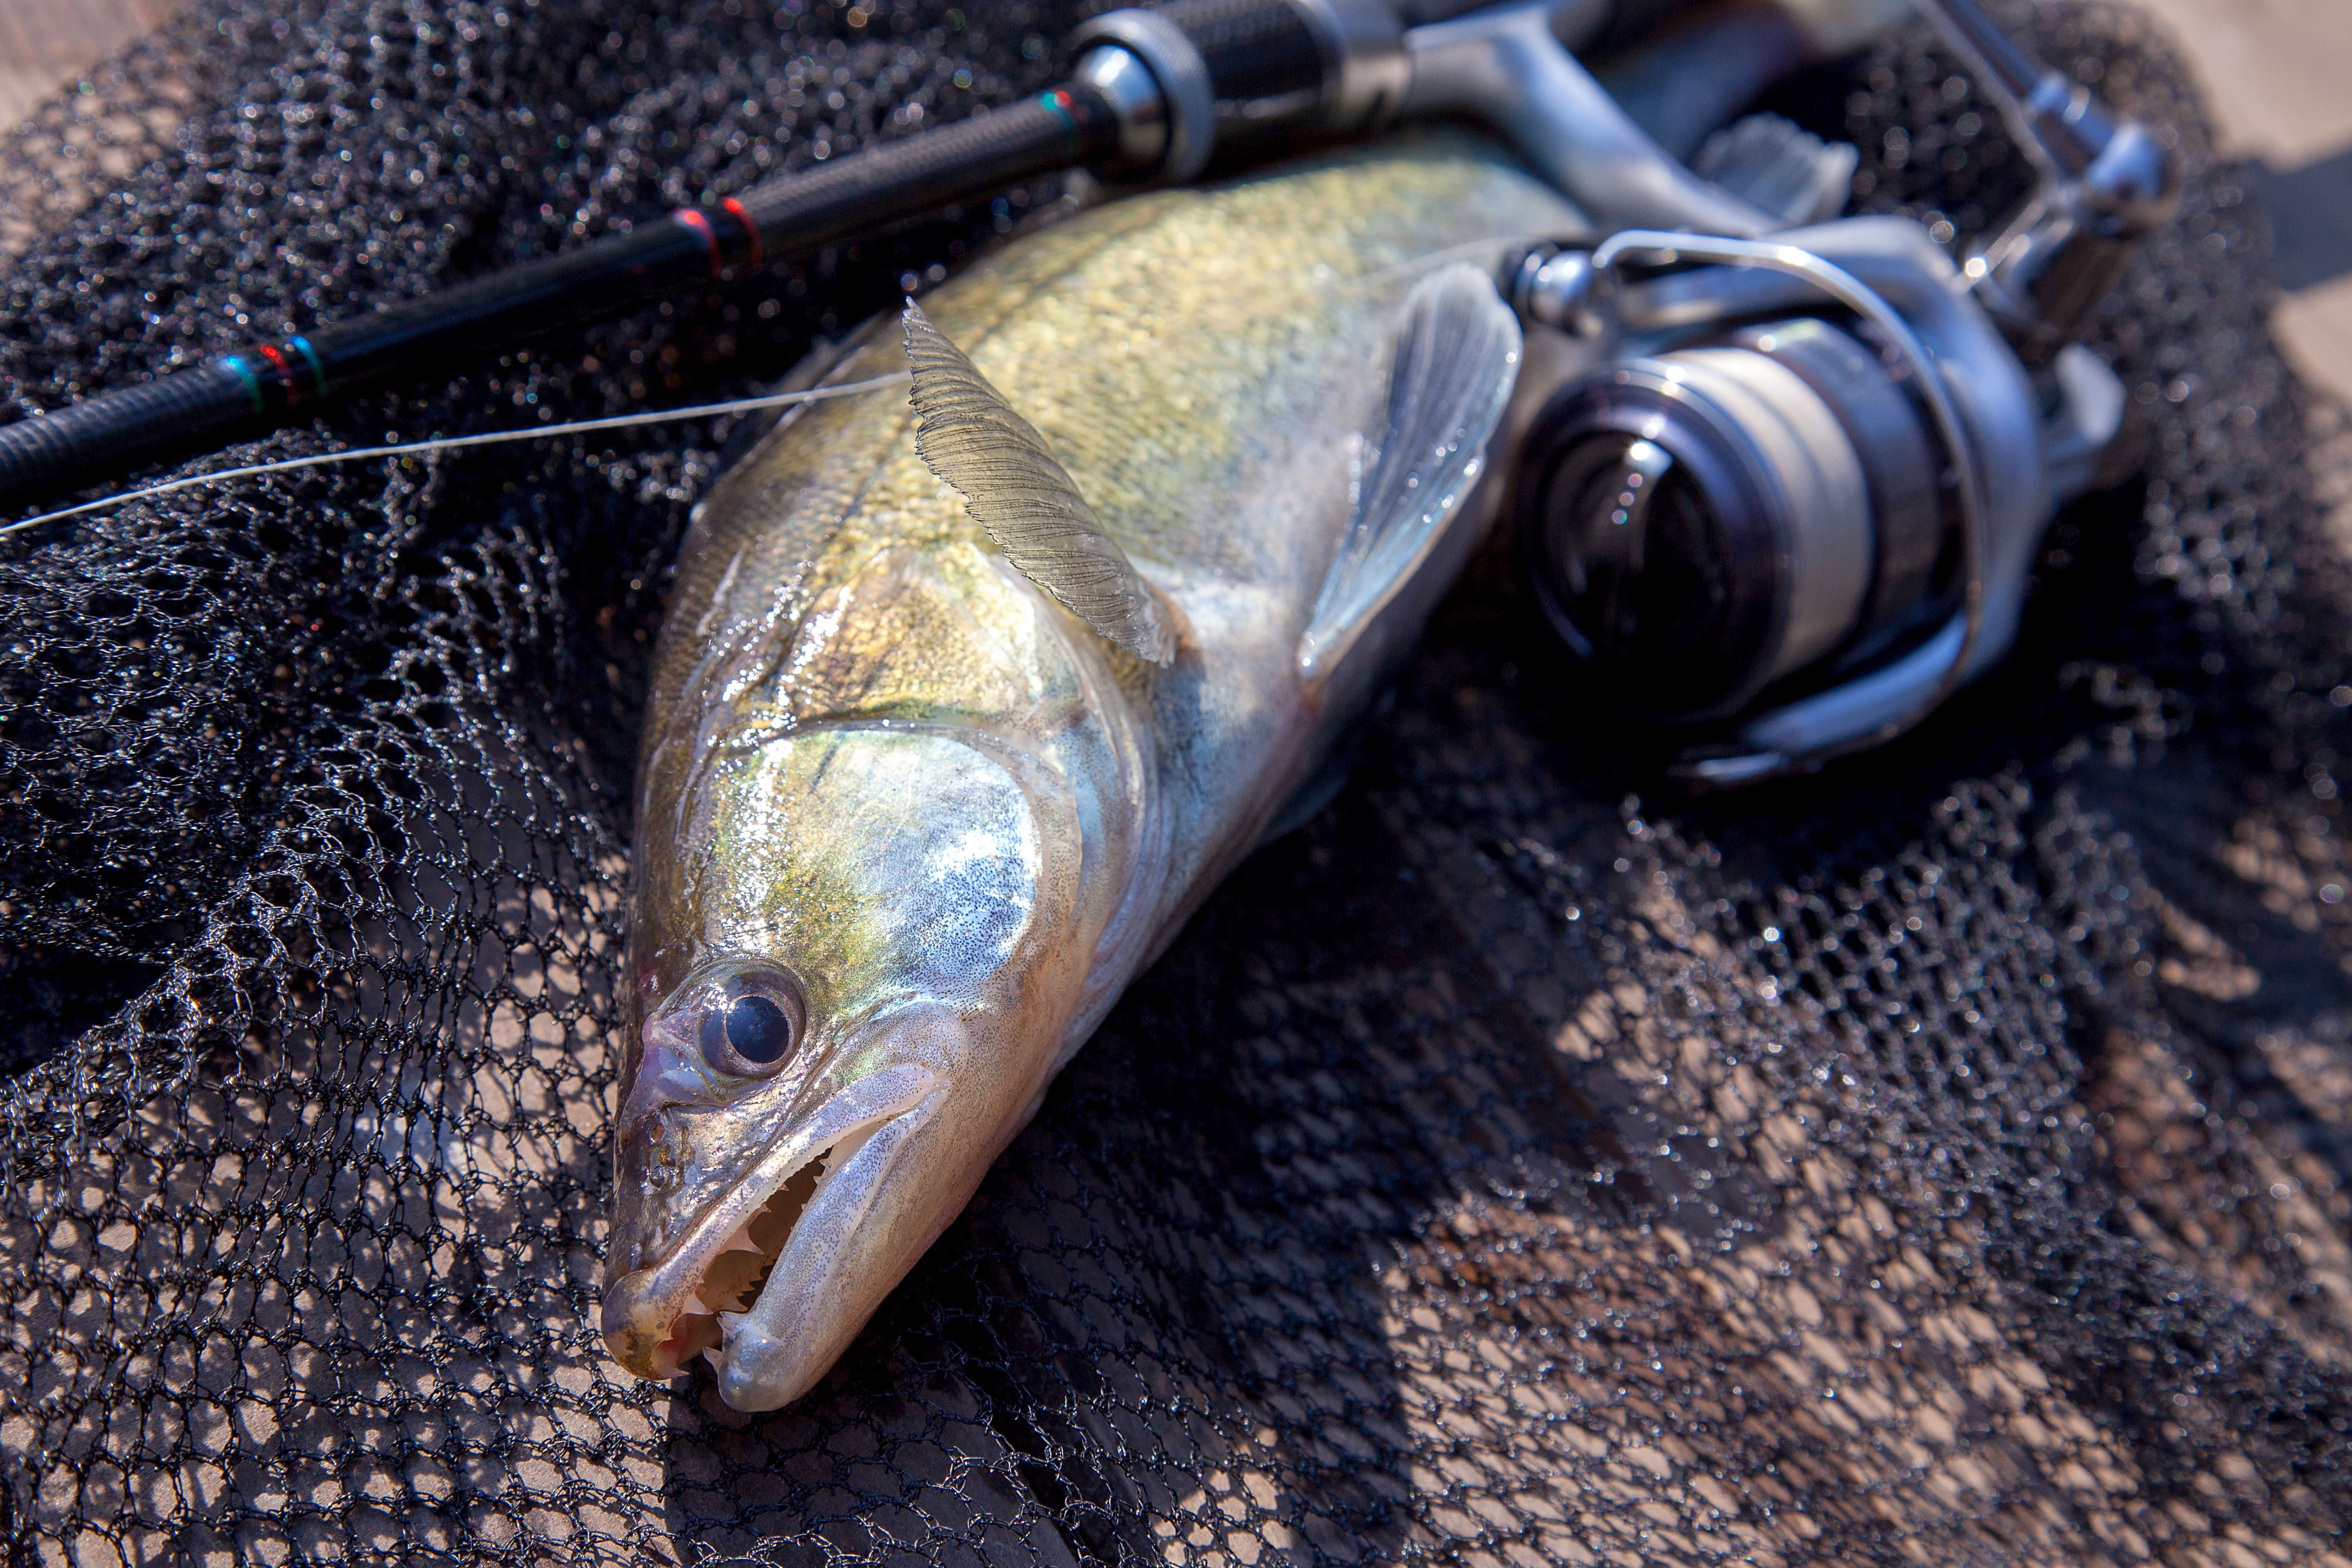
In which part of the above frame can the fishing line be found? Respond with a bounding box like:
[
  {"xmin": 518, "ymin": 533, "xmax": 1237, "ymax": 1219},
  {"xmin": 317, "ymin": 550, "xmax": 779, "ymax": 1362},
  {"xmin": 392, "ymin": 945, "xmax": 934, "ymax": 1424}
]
[
  {"xmin": 0, "ymin": 239, "xmax": 1556, "ymax": 547},
  {"xmin": 0, "ymin": 371, "xmax": 913, "ymax": 540},
  {"xmin": 0, "ymin": 241, "xmax": 1548, "ymax": 545}
]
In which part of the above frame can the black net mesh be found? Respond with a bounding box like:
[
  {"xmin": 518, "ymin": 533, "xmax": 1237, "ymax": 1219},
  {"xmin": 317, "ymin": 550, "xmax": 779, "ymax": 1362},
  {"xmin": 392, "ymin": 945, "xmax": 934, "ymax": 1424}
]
[{"xmin": 4, "ymin": 0, "xmax": 2351, "ymax": 1561}]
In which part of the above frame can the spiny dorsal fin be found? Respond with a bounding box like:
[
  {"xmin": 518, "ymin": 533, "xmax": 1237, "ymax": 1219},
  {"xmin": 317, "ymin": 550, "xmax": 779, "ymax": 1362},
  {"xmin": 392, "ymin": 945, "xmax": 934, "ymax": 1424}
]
[
  {"xmin": 903, "ymin": 299, "xmax": 1174, "ymax": 665},
  {"xmin": 1297, "ymin": 263, "xmax": 1523, "ymax": 682}
]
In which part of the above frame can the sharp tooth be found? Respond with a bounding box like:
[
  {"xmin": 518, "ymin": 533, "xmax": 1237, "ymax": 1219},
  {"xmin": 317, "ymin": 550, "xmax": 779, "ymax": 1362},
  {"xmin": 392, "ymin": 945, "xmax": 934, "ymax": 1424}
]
[
  {"xmin": 689, "ymin": 1121, "xmax": 893, "ymax": 1333},
  {"xmin": 744, "ymin": 1148, "xmax": 828, "ymax": 1257},
  {"xmin": 700, "ymin": 1248, "xmax": 771, "ymax": 1313},
  {"xmin": 709, "ymin": 1311, "xmax": 753, "ymax": 1376}
]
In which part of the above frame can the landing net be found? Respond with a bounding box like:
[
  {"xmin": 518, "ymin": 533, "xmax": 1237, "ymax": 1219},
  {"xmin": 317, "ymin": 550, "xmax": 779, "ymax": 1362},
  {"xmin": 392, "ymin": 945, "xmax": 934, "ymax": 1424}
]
[{"xmin": 2, "ymin": 1, "xmax": 2346, "ymax": 1561}]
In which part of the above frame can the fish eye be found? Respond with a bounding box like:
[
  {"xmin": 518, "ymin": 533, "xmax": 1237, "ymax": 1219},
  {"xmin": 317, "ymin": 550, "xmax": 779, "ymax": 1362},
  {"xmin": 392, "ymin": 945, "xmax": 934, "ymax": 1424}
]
[
  {"xmin": 685, "ymin": 967, "xmax": 808, "ymax": 1075},
  {"xmin": 719, "ymin": 995, "xmax": 792, "ymax": 1063}
]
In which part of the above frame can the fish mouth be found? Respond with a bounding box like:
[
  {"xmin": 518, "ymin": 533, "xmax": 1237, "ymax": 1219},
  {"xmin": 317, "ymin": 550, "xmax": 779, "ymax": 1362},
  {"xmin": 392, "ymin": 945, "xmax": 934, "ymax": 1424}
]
[{"xmin": 601, "ymin": 1064, "xmax": 937, "ymax": 1384}]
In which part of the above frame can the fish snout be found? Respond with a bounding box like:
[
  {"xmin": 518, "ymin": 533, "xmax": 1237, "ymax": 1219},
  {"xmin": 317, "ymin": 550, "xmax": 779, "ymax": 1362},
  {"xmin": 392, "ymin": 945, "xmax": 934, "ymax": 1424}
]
[
  {"xmin": 606, "ymin": 1109, "xmax": 688, "ymax": 1282},
  {"xmin": 607, "ymin": 1029, "xmax": 720, "ymax": 1277},
  {"xmin": 598, "ymin": 1050, "xmax": 953, "ymax": 1398},
  {"xmin": 616, "ymin": 1023, "xmax": 709, "ymax": 1141},
  {"xmin": 601, "ymin": 1260, "xmax": 701, "ymax": 1379}
]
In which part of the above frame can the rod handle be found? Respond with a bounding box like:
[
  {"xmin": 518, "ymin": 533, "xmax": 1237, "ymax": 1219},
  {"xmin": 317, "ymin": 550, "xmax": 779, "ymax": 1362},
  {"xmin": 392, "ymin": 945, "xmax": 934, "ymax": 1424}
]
[
  {"xmin": 0, "ymin": 362, "xmax": 262, "ymax": 514},
  {"xmin": 1158, "ymin": 0, "xmax": 1327, "ymax": 106},
  {"xmin": 740, "ymin": 86, "xmax": 1109, "ymax": 239}
]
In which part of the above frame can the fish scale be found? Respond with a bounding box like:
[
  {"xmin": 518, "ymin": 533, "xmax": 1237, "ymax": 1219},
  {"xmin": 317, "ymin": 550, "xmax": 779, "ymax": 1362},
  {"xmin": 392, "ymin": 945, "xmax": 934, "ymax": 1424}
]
[{"xmin": 607, "ymin": 133, "xmax": 1581, "ymax": 1409}]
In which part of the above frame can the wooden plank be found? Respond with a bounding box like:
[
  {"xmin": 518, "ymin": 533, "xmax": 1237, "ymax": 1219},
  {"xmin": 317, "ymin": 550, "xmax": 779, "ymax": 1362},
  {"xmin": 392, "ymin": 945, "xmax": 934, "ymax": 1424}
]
[
  {"xmin": 2114, "ymin": 0, "xmax": 2352, "ymax": 403},
  {"xmin": 0, "ymin": 0, "xmax": 179, "ymax": 127}
]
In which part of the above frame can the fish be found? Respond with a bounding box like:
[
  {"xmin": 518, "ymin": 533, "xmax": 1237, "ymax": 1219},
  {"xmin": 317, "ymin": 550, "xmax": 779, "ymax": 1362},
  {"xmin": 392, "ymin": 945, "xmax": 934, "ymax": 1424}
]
[{"xmin": 601, "ymin": 135, "xmax": 1586, "ymax": 1411}]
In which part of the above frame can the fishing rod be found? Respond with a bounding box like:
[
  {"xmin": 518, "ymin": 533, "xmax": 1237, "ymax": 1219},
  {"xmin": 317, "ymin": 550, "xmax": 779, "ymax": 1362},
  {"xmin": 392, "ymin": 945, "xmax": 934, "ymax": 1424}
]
[{"xmin": 0, "ymin": 0, "xmax": 1758, "ymax": 520}]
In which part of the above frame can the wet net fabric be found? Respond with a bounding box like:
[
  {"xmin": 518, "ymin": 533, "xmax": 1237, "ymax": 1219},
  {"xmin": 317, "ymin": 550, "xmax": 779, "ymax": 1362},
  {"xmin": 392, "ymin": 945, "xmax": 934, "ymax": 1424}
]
[{"xmin": 3, "ymin": 0, "xmax": 2350, "ymax": 1560}]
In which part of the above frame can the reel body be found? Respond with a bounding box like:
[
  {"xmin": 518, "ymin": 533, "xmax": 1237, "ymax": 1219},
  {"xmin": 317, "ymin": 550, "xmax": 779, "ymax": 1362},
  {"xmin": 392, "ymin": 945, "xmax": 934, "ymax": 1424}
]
[
  {"xmin": 1505, "ymin": 218, "xmax": 2101, "ymax": 784},
  {"xmin": 1476, "ymin": 0, "xmax": 2176, "ymax": 786}
]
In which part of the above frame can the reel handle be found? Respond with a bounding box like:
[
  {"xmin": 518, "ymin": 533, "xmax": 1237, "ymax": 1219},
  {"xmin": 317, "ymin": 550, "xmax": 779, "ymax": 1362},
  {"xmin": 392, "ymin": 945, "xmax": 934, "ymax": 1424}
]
[{"xmin": 1920, "ymin": 0, "xmax": 2178, "ymax": 355}]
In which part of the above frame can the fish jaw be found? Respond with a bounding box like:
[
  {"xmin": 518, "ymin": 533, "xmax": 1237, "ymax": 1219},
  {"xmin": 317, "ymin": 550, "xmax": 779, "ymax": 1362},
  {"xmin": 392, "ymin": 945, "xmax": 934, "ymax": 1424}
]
[
  {"xmin": 601, "ymin": 1001, "xmax": 1022, "ymax": 1402},
  {"xmin": 600, "ymin": 1053, "xmax": 939, "ymax": 1380},
  {"xmin": 707, "ymin": 1079, "xmax": 968, "ymax": 1410}
]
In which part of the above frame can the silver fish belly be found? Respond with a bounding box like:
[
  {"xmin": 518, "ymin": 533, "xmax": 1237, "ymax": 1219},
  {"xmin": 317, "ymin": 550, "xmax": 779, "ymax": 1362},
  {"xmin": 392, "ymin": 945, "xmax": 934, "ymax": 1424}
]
[{"xmin": 603, "ymin": 137, "xmax": 1584, "ymax": 1410}]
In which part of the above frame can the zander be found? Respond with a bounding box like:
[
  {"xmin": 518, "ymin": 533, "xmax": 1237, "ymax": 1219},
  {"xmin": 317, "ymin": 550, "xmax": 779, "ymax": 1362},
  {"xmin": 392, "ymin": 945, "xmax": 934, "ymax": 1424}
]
[{"xmin": 603, "ymin": 138, "xmax": 1582, "ymax": 1410}]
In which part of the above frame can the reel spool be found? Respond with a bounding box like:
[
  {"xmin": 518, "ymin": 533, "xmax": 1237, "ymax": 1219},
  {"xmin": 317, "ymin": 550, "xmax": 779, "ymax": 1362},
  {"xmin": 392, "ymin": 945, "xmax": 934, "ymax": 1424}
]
[{"xmin": 1521, "ymin": 314, "xmax": 1945, "ymax": 724}]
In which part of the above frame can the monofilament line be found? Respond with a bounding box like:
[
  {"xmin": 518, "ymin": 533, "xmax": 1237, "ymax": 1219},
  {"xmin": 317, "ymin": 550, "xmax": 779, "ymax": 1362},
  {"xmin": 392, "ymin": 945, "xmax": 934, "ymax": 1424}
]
[{"xmin": 0, "ymin": 370, "xmax": 913, "ymax": 540}]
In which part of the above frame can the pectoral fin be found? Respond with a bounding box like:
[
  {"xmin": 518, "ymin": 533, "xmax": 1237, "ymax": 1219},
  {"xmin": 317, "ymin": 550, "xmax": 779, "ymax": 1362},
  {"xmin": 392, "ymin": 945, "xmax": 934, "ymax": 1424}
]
[
  {"xmin": 1297, "ymin": 263, "xmax": 1523, "ymax": 682},
  {"xmin": 903, "ymin": 300, "xmax": 1174, "ymax": 665}
]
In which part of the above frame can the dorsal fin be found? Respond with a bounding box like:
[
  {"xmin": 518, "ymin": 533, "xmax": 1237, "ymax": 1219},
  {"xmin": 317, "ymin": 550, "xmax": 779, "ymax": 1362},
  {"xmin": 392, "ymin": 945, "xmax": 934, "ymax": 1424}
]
[
  {"xmin": 903, "ymin": 299, "xmax": 1174, "ymax": 665},
  {"xmin": 1297, "ymin": 263, "xmax": 1522, "ymax": 681}
]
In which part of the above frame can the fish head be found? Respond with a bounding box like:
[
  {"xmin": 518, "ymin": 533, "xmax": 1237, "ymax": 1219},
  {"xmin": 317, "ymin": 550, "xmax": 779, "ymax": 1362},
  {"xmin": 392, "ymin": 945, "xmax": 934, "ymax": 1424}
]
[{"xmin": 604, "ymin": 718, "xmax": 1087, "ymax": 1409}]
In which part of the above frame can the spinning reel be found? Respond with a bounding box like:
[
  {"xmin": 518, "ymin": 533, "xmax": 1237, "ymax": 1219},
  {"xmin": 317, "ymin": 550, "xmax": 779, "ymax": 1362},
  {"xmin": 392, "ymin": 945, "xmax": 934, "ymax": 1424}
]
[{"xmin": 1503, "ymin": 0, "xmax": 2175, "ymax": 785}]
